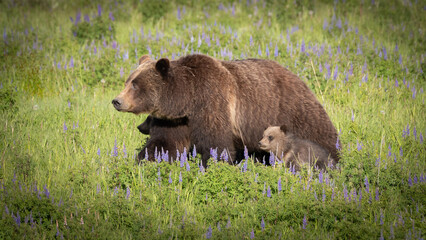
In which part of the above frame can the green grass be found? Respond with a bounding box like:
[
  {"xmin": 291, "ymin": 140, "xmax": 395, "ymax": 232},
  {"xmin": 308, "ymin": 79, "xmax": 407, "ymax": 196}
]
[{"xmin": 0, "ymin": 0, "xmax": 425, "ymax": 239}]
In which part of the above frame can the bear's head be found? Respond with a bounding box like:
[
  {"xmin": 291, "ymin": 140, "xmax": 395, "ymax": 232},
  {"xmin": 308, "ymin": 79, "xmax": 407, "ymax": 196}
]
[
  {"xmin": 258, "ymin": 125, "xmax": 288, "ymax": 152},
  {"xmin": 112, "ymin": 55, "xmax": 172, "ymax": 116},
  {"xmin": 137, "ymin": 115, "xmax": 153, "ymax": 135}
]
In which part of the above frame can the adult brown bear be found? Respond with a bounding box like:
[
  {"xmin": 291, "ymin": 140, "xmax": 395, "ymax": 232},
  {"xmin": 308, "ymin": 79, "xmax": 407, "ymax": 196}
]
[{"xmin": 113, "ymin": 54, "xmax": 339, "ymax": 167}]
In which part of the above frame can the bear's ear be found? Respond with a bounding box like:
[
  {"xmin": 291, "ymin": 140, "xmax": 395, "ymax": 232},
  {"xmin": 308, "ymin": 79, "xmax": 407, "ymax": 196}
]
[
  {"xmin": 155, "ymin": 58, "xmax": 170, "ymax": 77},
  {"xmin": 280, "ymin": 125, "xmax": 288, "ymax": 134},
  {"xmin": 139, "ymin": 55, "xmax": 150, "ymax": 65}
]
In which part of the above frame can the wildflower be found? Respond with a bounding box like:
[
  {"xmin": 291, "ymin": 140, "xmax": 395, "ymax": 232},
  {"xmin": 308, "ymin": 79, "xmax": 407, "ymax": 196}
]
[
  {"xmin": 274, "ymin": 44, "xmax": 279, "ymax": 57},
  {"xmin": 375, "ymin": 188, "xmax": 380, "ymax": 201},
  {"xmin": 267, "ymin": 185, "xmax": 271, "ymax": 198},
  {"xmin": 250, "ymin": 228, "xmax": 254, "ymax": 239},
  {"xmin": 126, "ymin": 187, "xmax": 130, "ymax": 199},
  {"xmin": 44, "ymin": 185, "xmax": 50, "ymax": 199},
  {"xmin": 84, "ymin": 14, "xmax": 89, "ymax": 22},
  {"xmin": 226, "ymin": 218, "xmax": 231, "ymax": 228},
  {"xmin": 319, "ymin": 170, "xmax": 323, "ymax": 183},
  {"xmin": 97, "ymin": 4, "xmax": 102, "ymax": 16},
  {"xmin": 301, "ymin": 39, "xmax": 305, "ymax": 53},
  {"xmin": 242, "ymin": 159, "xmax": 248, "ymax": 172},
  {"xmin": 258, "ymin": 45, "xmax": 262, "ymax": 56},
  {"xmin": 278, "ymin": 177, "xmax": 282, "ymax": 192},
  {"xmin": 179, "ymin": 172, "xmax": 182, "ymax": 183},
  {"xmin": 210, "ymin": 148, "xmax": 217, "ymax": 161},
  {"xmin": 302, "ymin": 215, "xmax": 307, "ymax": 229},
  {"xmin": 220, "ymin": 149, "xmax": 228, "ymax": 162},
  {"xmin": 364, "ymin": 176, "xmax": 370, "ymax": 193},
  {"xmin": 186, "ymin": 162, "xmax": 190, "ymax": 172},
  {"xmin": 63, "ymin": 121, "xmax": 67, "ymax": 132},
  {"xmin": 261, "ymin": 217, "xmax": 265, "ymax": 231},
  {"xmin": 269, "ymin": 152, "xmax": 275, "ymax": 166},
  {"xmin": 109, "ymin": 12, "xmax": 114, "ymax": 21}
]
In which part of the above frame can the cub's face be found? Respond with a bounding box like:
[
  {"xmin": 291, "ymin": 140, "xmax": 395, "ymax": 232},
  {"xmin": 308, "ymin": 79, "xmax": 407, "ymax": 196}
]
[
  {"xmin": 259, "ymin": 126, "xmax": 285, "ymax": 152},
  {"xmin": 112, "ymin": 55, "xmax": 169, "ymax": 115}
]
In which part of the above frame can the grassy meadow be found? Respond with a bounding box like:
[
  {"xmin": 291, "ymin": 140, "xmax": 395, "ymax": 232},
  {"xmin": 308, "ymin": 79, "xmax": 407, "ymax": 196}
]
[{"xmin": 0, "ymin": 0, "xmax": 425, "ymax": 239}]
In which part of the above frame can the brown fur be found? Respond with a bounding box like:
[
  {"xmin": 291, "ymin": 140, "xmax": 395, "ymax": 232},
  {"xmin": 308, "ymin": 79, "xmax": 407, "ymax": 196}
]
[
  {"xmin": 136, "ymin": 116, "xmax": 190, "ymax": 163},
  {"xmin": 259, "ymin": 126, "xmax": 336, "ymax": 171},
  {"xmin": 113, "ymin": 54, "xmax": 340, "ymax": 167}
]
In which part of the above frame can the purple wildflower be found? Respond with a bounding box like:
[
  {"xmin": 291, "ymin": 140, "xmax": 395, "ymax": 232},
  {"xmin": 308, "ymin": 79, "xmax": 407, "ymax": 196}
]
[
  {"xmin": 333, "ymin": 65, "xmax": 338, "ymax": 80},
  {"xmin": 179, "ymin": 172, "xmax": 182, "ymax": 183},
  {"xmin": 375, "ymin": 188, "xmax": 380, "ymax": 201},
  {"xmin": 278, "ymin": 177, "xmax": 282, "ymax": 192},
  {"xmin": 226, "ymin": 218, "xmax": 231, "ymax": 228},
  {"xmin": 97, "ymin": 4, "xmax": 102, "ymax": 17},
  {"xmin": 84, "ymin": 14, "xmax": 90, "ymax": 22},
  {"xmin": 126, "ymin": 187, "xmax": 130, "ymax": 199},
  {"xmin": 109, "ymin": 12, "xmax": 114, "ymax": 21},
  {"xmin": 274, "ymin": 44, "xmax": 279, "ymax": 57},
  {"xmin": 63, "ymin": 121, "xmax": 67, "ymax": 132},
  {"xmin": 302, "ymin": 215, "xmax": 307, "ymax": 229},
  {"xmin": 75, "ymin": 11, "xmax": 81, "ymax": 25},
  {"xmin": 177, "ymin": 6, "xmax": 181, "ymax": 20},
  {"xmin": 319, "ymin": 171, "xmax": 323, "ymax": 184},
  {"xmin": 210, "ymin": 148, "xmax": 218, "ymax": 161},
  {"xmin": 301, "ymin": 39, "xmax": 305, "ymax": 53},
  {"xmin": 192, "ymin": 145, "xmax": 197, "ymax": 158},
  {"xmin": 261, "ymin": 217, "xmax": 265, "ymax": 231},
  {"xmin": 206, "ymin": 226, "xmax": 212, "ymax": 239},
  {"xmin": 250, "ymin": 228, "xmax": 254, "ymax": 239},
  {"xmin": 220, "ymin": 149, "xmax": 228, "ymax": 162},
  {"xmin": 168, "ymin": 172, "xmax": 172, "ymax": 184},
  {"xmin": 258, "ymin": 45, "xmax": 262, "ymax": 56},
  {"xmin": 269, "ymin": 152, "xmax": 275, "ymax": 166},
  {"xmin": 364, "ymin": 176, "xmax": 370, "ymax": 193},
  {"xmin": 186, "ymin": 161, "xmax": 190, "ymax": 172},
  {"xmin": 242, "ymin": 159, "xmax": 248, "ymax": 172},
  {"xmin": 267, "ymin": 185, "xmax": 271, "ymax": 198}
]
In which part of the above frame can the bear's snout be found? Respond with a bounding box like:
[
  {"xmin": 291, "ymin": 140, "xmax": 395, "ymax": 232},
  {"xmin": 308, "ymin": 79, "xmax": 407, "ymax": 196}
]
[{"xmin": 112, "ymin": 98, "xmax": 122, "ymax": 110}]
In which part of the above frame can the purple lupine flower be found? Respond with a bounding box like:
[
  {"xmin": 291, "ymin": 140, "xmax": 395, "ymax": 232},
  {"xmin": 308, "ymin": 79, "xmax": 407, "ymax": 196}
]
[
  {"xmin": 387, "ymin": 144, "xmax": 392, "ymax": 157},
  {"xmin": 375, "ymin": 188, "xmax": 380, "ymax": 201},
  {"xmin": 75, "ymin": 11, "xmax": 81, "ymax": 25},
  {"xmin": 336, "ymin": 18, "xmax": 342, "ymax": 29},
  {"xmin": 242, "ymin": 159, "xmax": 248, "ymax": 172},
  {"xmin": 364, "ymin": 176, "xmax": 370, "ymax": 193},
  {"xmin": 408, "ymin": 176, "xmax": 413, "ymax": 186},
  {"xmin": 192, "ymin": 145, "xmax": 197, "ymax": 158},
  {"xmin": 322, "ymin": 188, "xmax": 326, "ymax": 202},
  {"xmin": 300, "ymin": 39, "xmax": 305, "ymax": 53},
  {"xmin": 144, "ymin": 148, "xmax": 148, "ymax": 160},
  {"xmin": 333, "ymin": 65, "xmax": 338, "ymax": 80},
  {"xmin": 69, "ymin": 56, "xmax": 74, "ymax": 68},
  {"xmin": 302, "ymin": 215, "xmax": 307, "ymax": 229},
  {"xmin": 343, "ymin": 186, "xmax": 348, "ymax": 202},
  {"xmin": 261, "ymin": 217, "xmax": 265, "ymax": 231},
  {"xmin": 177, "ymin": 6, "xmax": 181, "ymax": 20},
  {"xmin": 206, "ymin": 226, "xmax": 212, "ymax": 239},
  {"xmin": 258, "ymin": 45, "xmax": 262, "ymax": 56},
  {"xmin": 244, "ymin": 146, "xmax": 249, "ymax": 160},
  {"xmin": 420, "ymin": 133, "xmax": 424, "ymax": 144},
  {"xmin": 269, "ymin": 152, "xmax": 275, "ymax": 166},
  {"xmin": 84, "ymin": 14, "xmax": 90, "ymax": 22},
  {"xmin": 267, "ymin": 185, "xmax": 271, "ymax": 198},
  {"xmin": 112, "ymin": 138, "xmax": 118, "ymax": 157},
  {"xmin": 383, "ymin": 46, "xmax": 387, "ymax": 60},
  {"xmin": 220, "ymin": 149, "xmax": 228, "ymax": 162},
  {"xmin": 126, "ymin": 187, "xmax": 130, "ymax": 199},
  {"xmin": 274, "ymin": 44, "xmax": 279, "ymax": 57},
  {"xmin": 278, "ymin": 177, "xmax": 282, "ymax": 192},
  {"xmin": 319, "ymin": 63, "xmax": 323, "ymax": 73},
  {"xmin": 323, "ymin": 19, "xmax": 328, "ymax": 30},
  {"xmin": 186, "ymin": 162, "xmax": 190, "ymax": 172},
  {"xmin": 97, "ymin": 4, "xmax": 102, "ymax": 17},
  {"xmin": 168, "ymin": 172, "xmax": 172, "ymax": 184},
  {"xmin": 109, "ymin": 12, "xmax": 114, "ymax": 21},
  {"xmin": 399, "ymin": 147, "xmax": 403, "ymax": 157},
  {"xmin": 123, "ymin": 143, "xmax": 127, "ymax": 158},
  {"xmin": 210, "ymin": 148, "xmax": 218, "ymax": 161},
  {"xmin": 43, "ymin": 185, "xmax": 50, "ymax": 198},
  {"xmin": 179, "ymin": 172, "xmax": 182, "ymax": 183},
  {"xmin": 250, "ymin": 228, "xmax": 254, "ymax": 239},
  {"xmin": 319, "ymin": 171, "xmax": 323, "ymax": 184},
  {"xmin": 325, "ymin": 62, "xmax": 331, "ymax": 79}
]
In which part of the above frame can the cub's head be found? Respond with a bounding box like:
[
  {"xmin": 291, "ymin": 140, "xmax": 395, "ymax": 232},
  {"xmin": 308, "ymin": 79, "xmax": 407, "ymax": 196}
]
[
  {"xmin": 112, "ymin": 55, "xmax": 171, "ymax": 115},
  {"xmin": 137, "ymin": 115, "xmax": 153, "ymax": 135},
  {"xmin": 258, "ymin": 125, "xmax": 288, "ymax": 152}
]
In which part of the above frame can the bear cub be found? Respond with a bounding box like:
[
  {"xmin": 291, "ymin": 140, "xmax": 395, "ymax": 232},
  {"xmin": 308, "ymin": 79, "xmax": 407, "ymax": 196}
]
[
  {"xmin": 136, "ymin": 115, "xmax": 190, "ymax": 164},
  {"xmin": 259, "ymin": 126, "xmax": 335, "ymax": 171}
]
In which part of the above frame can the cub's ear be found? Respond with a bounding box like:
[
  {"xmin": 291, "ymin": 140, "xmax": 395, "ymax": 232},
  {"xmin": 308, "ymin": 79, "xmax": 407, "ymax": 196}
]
[
  {"xmin": 155, "ymin": 58, "xmax": 170, "ymax": 77},
  {"xmin": 280, "ymin": 125, "xmax": 288, "ymax": 134},
  {"xmin": 138, "ymin": 55, "xmax": 150, "ymax": 65}
]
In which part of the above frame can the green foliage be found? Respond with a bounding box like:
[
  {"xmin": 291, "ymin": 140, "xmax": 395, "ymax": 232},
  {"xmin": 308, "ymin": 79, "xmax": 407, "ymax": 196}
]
[
  {"xmin": 138, "ymin": 0, "xmax": 172, "ymax": 22},
  {"xmin": 71, "ymin": 16, "xmax": 115, "ymax": 43}
]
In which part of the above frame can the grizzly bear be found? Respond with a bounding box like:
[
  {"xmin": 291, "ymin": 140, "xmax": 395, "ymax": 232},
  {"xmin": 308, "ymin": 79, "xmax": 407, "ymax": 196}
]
[
  {"xmin": 259, "ymin": 125, "xmax": 335, "ymax": 171},
  {"xmin": 113, "ymin": 54, "xmax": 339, "ymax": 167},
  {"xmin": 136, "ymin": 115, "xmax": 190, "ymax": 163}
]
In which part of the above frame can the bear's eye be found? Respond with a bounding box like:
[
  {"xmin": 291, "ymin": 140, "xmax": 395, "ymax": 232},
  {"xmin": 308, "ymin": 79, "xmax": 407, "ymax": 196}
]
[
  {"xmin": 268, "ymin": 136, "xmax": 273, "ymax": 141},
  {"xmin": 131, "ymin": 82, "xmax": 138, "ymax": 90}
]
